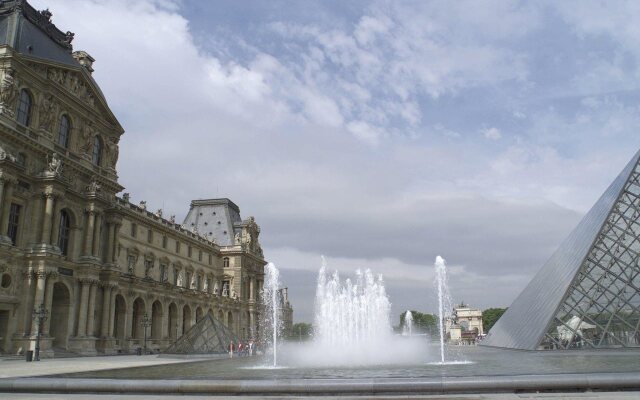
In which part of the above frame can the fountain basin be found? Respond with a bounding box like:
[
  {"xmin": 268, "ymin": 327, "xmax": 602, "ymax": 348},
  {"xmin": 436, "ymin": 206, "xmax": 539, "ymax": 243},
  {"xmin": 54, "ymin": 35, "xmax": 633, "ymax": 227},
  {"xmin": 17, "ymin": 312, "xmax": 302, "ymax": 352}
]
[{"xmin": 1, "ymin": 372, "xmax": 640, "ymax": 395}]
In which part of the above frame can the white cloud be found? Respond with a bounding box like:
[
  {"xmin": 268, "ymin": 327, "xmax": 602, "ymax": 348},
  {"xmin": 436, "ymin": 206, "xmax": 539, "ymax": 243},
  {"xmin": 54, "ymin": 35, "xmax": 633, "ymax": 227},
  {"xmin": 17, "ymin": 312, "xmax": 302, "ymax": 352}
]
[
  {"xmin": 482, "ymin": 127, "xmax": 502, "ymax": 140},
  {"xmin": 29, "ymin": 0, "xmax": 640, "ymax": 322}
]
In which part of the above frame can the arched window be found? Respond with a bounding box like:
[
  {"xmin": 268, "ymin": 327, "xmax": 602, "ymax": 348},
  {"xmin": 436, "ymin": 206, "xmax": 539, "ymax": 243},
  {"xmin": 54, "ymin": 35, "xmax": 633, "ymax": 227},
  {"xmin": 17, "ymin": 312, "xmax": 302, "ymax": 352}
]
[
  {"xmin": 16, "ymin": 89, "xmax": 32, "ymax": 126},
  {"xmin": 58, "ymin": 210, "xmax": 71, "ymax": 255},
  {"xmin": 58, "ymin": 115, "xmax": 71, "ymax": 148},
  {"xmin": 92, "ymin": 135, "xmax": 102, "ymax": 166}
]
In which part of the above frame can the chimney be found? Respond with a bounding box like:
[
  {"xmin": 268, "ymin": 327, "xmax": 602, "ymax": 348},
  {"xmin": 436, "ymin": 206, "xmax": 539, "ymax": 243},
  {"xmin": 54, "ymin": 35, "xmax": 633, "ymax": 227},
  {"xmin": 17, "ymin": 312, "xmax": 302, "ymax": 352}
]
[{"xmin": 72, "ymin": 50, "xmax": 95, "ymax": 74}]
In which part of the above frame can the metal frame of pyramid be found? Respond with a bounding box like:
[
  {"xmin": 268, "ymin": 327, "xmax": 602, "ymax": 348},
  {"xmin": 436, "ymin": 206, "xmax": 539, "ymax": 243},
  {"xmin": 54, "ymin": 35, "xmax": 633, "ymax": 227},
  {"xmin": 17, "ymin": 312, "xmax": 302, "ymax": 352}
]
[
  {"xmin": 164, "ymin": 314, "xmax": 240, "ymax": 354},
  {"xmin": 482, "ymin": 150, "xmax": 640, "ymax": 350}
]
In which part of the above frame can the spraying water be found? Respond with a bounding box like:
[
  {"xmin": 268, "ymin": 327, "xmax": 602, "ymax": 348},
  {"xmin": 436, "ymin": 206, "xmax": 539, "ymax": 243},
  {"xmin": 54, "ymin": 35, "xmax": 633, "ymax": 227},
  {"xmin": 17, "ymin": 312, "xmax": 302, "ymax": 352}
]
[
  {"xmin": 314, "ymin": 256, "xmax": 392, "ymax": 349},
  {"xmin": 402, "ymin": 311, "xmax": 414, "ymax": 336},
  {"xmin": 261, "ymin": 262, "xmax": 281, "ymax": 367},
  {"xmin": 435, "ymin": 256, "xmax": 452, "ymax": 364}
]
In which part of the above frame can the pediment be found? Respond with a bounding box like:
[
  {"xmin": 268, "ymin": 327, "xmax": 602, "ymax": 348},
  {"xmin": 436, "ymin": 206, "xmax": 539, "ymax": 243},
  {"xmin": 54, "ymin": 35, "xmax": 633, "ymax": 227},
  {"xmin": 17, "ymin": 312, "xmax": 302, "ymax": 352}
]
[{"xmin": 21, "ymin": 56, "xmax": 123, "ymax": 133}]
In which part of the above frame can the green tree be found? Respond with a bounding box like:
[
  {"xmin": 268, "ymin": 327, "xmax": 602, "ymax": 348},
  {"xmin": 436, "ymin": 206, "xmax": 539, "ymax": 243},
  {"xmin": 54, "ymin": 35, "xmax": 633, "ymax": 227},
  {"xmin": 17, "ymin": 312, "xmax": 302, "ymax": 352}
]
[
  {"xmin": 399, "ymin": 310, "xmax": 438, "ymax": 335},
  {"xmin": 482, "ymin": 308, "xmax": 507, "ymax": 332},
  {"xmin": 288, "ymin": 322, "xmax": 313, "ymax": 341}
]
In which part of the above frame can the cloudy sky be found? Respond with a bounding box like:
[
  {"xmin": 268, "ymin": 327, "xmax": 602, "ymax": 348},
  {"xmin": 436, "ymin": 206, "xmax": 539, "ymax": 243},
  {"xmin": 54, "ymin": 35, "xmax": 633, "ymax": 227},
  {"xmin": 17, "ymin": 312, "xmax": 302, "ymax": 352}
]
[{"xmin": 33, "ymin": 0, "xmax": 640, "ymax": 323}]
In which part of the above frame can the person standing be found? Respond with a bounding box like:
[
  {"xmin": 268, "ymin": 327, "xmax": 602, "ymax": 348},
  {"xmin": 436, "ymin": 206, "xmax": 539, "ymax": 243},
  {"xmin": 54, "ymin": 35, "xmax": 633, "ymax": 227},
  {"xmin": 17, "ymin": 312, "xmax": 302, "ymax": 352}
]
[{"xmin": 229, "ymin": 341, "xmax": 234, "ymax": 358}]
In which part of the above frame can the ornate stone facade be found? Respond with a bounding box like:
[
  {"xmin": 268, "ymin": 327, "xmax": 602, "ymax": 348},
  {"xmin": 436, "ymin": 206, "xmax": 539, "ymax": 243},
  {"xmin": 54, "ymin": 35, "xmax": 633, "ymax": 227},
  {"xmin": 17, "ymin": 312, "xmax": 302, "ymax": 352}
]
[{"xmin": 0, "ymin": 0, "xmax": 291, "ymax": 356}]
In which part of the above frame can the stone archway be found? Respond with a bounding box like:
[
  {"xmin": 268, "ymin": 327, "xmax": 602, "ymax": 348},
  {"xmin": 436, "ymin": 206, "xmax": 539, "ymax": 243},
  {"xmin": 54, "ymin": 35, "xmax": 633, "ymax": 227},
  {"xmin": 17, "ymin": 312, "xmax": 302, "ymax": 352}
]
[
  {"xmin": 151, "ymin": 300, "xmax": 163, "ymax": 340},
  {"xmin": 218, "ymin": 309, "xmax": 224, "ymax": 325},
  {"xmin": 195, "ymin": 306, "xmax": 203, "ymax": 323},
  {"xmin": 227, "ymin": 311, "xmax": 234, "ymax": 333},
  {"xmin": 182, "ymin": 305, "xmax": 192, "ymax": 334},
  {"xmin": 168, "ymin": 303, "xmax": 178, "ymax": 340},
  {"xmin": 50, "ymin": 282, "xmax": 71, "ymax": 349},
  {"xmin": 113, "ymin": 295, "xmax": 126, "ymax": 346},
  {"xmin": 132, "ymin": 297, "xmax": 146, "ymax": 340}
]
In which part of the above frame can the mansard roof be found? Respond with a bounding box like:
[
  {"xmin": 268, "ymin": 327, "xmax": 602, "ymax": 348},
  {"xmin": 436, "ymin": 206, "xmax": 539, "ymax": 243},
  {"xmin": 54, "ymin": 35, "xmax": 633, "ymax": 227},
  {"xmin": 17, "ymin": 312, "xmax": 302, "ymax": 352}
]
[
  {"xmin": 0, "ymin": 0, "xmax": 76, "ymax": 67},
  {"xmin": 0, "ymin": 0, "xmax": 124, "ymax": 133}
]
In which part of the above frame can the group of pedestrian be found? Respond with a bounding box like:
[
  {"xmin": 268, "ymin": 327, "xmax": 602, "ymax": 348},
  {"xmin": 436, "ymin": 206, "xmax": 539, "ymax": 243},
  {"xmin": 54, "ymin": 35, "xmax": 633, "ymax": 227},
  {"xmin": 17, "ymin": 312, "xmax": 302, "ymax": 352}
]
[{"xmin": 228, "ymin": 340, "xmax": 254, "ymax": 358}]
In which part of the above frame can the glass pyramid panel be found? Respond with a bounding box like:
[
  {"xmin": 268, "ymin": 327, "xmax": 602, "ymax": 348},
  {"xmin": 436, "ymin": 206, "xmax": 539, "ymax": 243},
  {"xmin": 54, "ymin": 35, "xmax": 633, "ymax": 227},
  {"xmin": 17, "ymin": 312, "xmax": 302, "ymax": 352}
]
[
  {"xmin": 482, "ymin": 150, "xmax": 640, "ymax": 350},
  {"xmin": 541, "ymin": 165, "xmax": 640, "ymax": 349},
  {"xmin": 164, "ymin": 314, "xmax": 239, "ymax": 354}
]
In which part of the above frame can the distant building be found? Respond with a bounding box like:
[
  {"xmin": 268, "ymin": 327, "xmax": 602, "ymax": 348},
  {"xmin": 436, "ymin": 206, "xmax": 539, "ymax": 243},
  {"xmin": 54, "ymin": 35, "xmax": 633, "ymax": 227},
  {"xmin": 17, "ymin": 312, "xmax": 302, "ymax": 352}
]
[{"xmin": 446, "ymin": 303, "xmax": 483, "ymax": 345}]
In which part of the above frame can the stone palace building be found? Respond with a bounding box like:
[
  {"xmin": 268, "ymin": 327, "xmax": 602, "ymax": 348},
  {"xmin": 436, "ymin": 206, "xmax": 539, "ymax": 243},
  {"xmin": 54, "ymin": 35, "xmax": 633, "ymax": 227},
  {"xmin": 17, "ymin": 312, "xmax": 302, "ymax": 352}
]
[{"xmin": 0, "ymin": 0, "xmax": 292, "ymax": 356}]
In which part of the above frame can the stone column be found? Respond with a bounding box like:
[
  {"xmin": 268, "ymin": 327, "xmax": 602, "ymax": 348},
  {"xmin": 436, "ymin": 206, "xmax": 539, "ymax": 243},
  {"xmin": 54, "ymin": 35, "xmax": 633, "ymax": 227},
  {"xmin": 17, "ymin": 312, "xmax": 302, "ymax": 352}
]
[
  {"xmin": 176, "ymin": 305, "xmax": 184, "ymax": 336},
  {"xmin": 0, "ymin": 179, "xmax": 15, "ymax": 237},
  {"xmin": 21, "ymin": 271, "xmax": 35, "ymax": 335},
  {"xmin": 40, "ymin": 193, "xmax": 56, "ymax": 245},
  {"xmin": 42, "ymin": 273, "xmax": 56, "ymax": 335},
  {"xmin": 249, "ymin": 311, "xmax": 255, "ymax": 338},
  {"xmin": 50, "ymin": 197, "xmax": 65, "ymax": 249},
  {"xmin": 161, "ymin": 303, "xmax": 169, "ymax": 339},
  {"xmin": 107, "ymin": 222, "xmax": 115, "ymax": 263},
  {"xmin": 0, "ymin": 178, "xmax": 5, "ymax": 219},
  {"xmin": 76, "ymin": 280, "xmax": 90, "ymax": 336},
  {"xmin": 249, "ymin": 278, "xmax": 255, "ymax": 301},
  {"xmin": 86, "ymin": 282, "xmax": 97, "ymax": 336},
  {"xmin": 108, "ymin": 289, "xmax": 117, "ymax": 337},
  {"xmin": 30, "ymin": 271, "xmax": 47, "ymax": 334},
  {"xmin": 83, "ymin": 210, "xmax": 96, "ymax": 257},
  {"xmin": 92, "ymin": 212, "xmax": 102, "ymax": 258},
  {"xmin": 113, "ymin": 223, "xmax": 121, "ymax": 263},
  {"xmin": 101, "ymin": 284, "xmax": 112, "ymax": 337}
]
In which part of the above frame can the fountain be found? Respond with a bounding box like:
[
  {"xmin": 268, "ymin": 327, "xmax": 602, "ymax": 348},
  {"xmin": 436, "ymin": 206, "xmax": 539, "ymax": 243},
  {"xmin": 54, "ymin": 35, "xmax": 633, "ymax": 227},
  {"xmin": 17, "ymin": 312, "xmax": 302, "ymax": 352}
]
[
  {"xmin": 435, "ymin": 255, "xmax": 452, "ymax": 364},
  {"xmin": 276, "ymin": 257, "xmax": 427, "ymax": 366},
  {"xmin": 260, "ymin": 262, "xmax": 281, "ymax": 367},
  {"xmin": 402, "ymin": 310, "xmax": 413, "ymax": 336},
  {"xmin": 314, "ymin": 257, "xmax": 392, "ymax": 349}
]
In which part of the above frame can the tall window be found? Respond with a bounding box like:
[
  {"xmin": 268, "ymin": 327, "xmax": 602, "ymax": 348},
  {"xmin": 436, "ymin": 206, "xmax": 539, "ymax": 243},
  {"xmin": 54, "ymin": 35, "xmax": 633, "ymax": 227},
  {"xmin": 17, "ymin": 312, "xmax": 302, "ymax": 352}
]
[
  {"xmin": 92, "ymin": 135, "xmax": 102, "ymax": 166},
  {"xmin": 175, "ymin": 241, "xmax": 180, "ymax": 254},
  {"xmin": 130, "ymin": 223, "xmax": 137, "ymax": 238},
  {"xmin": 223, "ymin": 257, "xmax": 229, "ymax": 268},
  {"xmin": 147, "ymin": 229, "xmax": 153, "ymax": 243},
  {"xmin": 57, "ymin": 210, "xmax": 71, "ymax": 255},
  {"xmin": 16, "ymin": 89, "xmax": 32, "ymax": 126},
  {"xmin": 188, "ymin": 246, "xmax": 192, "ymax": 257},
  {"xmin": 7, "ymin": 203, "xmax": 21, "ymax": 245},
  {"xmin": 162, "ymin": 235, "xmax": 167, "ymax": 249},
  {"xmin": 159, "ymin": 263, "xmax": 167, "ymax": 282},
  {"xmin": 58, "ymin": 115, "xmax": 71, "ymax": 148}
]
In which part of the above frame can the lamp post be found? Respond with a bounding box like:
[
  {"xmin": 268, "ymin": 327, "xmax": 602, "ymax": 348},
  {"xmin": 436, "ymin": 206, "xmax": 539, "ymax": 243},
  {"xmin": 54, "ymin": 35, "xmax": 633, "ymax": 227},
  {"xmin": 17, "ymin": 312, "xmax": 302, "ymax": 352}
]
[
  {"xmin": 140, "ymin": 313, "xmax": 151, "ymax": 355},
  {"xmin": 32, "ymin": 303, "xmax": 49, "ymax": 361}
]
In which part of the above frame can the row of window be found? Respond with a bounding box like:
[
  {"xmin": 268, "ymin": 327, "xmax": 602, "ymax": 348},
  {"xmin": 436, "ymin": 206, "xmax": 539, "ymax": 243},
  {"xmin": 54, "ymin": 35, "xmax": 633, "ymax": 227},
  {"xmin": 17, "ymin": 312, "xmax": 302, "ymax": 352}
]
[
  {"xmin": 5, "ymin": 205, "xmax": 72, "ymax": 256},
  {"xmin": 16, "ymin": 89, "xmax": 104, "ymax": 166},
  {"xmin": 127, "ymin": 255, "xmax": 232, "ymax": 295},
  {"xmin": 130, "ymin": 222, "xmax": 219, "ymax": 265}
]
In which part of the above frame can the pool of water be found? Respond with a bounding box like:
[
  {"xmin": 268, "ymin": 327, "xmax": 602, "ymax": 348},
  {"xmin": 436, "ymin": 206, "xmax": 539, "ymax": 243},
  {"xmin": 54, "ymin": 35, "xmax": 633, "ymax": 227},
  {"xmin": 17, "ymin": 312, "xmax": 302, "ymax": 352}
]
[{"xmin": 51, "ymin": 345, "xmax": 640, "ymax": 380}]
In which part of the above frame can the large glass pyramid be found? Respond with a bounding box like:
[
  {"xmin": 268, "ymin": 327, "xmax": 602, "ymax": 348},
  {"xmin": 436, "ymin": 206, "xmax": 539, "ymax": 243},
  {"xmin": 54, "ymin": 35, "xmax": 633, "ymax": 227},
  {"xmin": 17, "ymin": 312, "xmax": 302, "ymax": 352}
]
[
  {"xmin": 482, "ymin": 150, "xmax": 640, "ymax": 350},
  {"xmin": 164, "ymin": 314, "xmax": 239, "ymax": 354}
]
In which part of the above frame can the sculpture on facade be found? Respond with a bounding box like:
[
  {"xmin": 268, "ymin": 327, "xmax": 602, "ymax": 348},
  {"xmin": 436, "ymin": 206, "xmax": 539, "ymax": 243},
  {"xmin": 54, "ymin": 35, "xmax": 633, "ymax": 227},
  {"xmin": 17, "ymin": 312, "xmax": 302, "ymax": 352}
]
[
  {"xmin": 86, "ymin": 180, "xmax": 101, "ymax": 194},
  {"xmin": 0, "ymin": 144, "xmax": 16, "ymax": 162},
  {"xmin": 105, "ymin": 137, "xmax": 119, "ymax": 169},
  {"xmin": 139, "ymin": 200, "xmax": 147, "ymax": 210},
  {"xmin": 79, "ymin": 121, "xmax": 95, "ymax": 154},
  {"xmin": 177, "ymin": 270, "xmax": 184, "ymax": 287},
  {"xmin": 155, "ymin": 209, "xmax": 163, "ymax": 218},
  {"xmin": 0, "ymin": 68, "xmax": 18, "ymax": 116},
  {"xmin": 46, "ymin": 152, "xmax": 63, "ymax": 176},
  {"xmin": 235, "ymin": 232, "xmax": 241, "ymax": 245},
  {"xmin": 39, "ymin": 94, "xmax": 56, "ymax": 131}
]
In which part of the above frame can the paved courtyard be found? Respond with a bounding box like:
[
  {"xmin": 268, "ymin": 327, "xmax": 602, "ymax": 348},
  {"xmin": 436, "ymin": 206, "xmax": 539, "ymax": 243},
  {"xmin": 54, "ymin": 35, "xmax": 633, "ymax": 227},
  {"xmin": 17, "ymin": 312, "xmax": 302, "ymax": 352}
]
[{"xmin": 0, "ymin": 354, "xmax": 207, "ymax": 379}]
